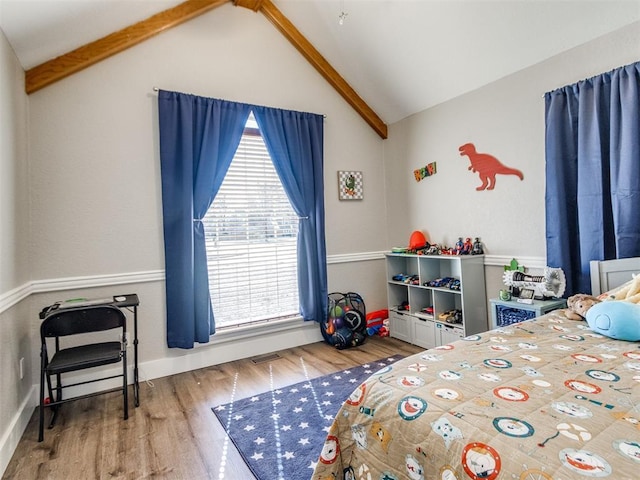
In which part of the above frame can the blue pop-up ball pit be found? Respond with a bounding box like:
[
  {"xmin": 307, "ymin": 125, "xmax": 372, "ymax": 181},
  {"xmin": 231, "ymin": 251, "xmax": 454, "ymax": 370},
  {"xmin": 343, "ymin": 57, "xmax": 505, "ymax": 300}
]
[{"xmin": 586, "ymin": 301, "xmax": 640, "ymax": 341}]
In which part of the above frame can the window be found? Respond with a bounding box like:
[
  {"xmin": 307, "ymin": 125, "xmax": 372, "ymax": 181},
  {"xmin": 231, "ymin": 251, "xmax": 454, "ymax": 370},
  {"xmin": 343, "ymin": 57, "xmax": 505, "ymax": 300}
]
[{"xmin": 203, "ymin": 114, "xmax": 300, "ymax": 329}]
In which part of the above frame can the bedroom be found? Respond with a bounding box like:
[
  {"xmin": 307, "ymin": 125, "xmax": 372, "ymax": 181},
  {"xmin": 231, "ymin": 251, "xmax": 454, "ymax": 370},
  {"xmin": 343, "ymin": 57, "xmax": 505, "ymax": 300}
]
[{"xmin": 1, "ymin": 0, "xmax": 639, "ymax": 477}]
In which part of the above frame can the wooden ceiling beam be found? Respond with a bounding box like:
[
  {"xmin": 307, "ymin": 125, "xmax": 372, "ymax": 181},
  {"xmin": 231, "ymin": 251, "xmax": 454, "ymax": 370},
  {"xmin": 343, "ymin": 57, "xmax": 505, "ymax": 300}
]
[
  {"xmin": 25, "ymin": 0, "xmax": 388, "ymax": 139},
  {"xmin": 238, "ymin": 0, "xmax": 388, "ymax": 139},
  {"xmin": 25, "ymin": 0, "xmax": 229, "ymax": 94},
  {"xmin": 233, "ymin": 0, "xmax": 263, "ymax": 12}
]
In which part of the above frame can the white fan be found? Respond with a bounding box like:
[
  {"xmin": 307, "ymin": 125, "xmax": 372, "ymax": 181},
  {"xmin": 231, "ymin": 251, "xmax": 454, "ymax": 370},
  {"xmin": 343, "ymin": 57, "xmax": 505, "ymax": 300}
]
[{"xmin": 503, "ymin": 267, "xmax": 566, "ymax": 299}]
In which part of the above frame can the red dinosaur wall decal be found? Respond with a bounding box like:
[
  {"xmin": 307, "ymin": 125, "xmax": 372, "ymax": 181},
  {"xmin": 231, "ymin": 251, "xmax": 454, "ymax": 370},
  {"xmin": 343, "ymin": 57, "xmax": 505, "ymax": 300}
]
[{"xmin": 458, "ymin": 143, "xmax": 524, "ymax": 191}]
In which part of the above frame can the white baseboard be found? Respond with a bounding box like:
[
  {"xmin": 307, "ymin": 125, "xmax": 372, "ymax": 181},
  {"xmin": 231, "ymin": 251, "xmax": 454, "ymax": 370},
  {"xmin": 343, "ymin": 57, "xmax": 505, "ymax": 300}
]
[
  {"xmin": 25, "ymin": 320, "xmax": 324, "ymax": 402},
  {"xmin": 0, "ymin": 320, "xmax": 324, "ymax": 476},
  {"xmin": 0, "ymin": 385, "xmax": 36, "ymax": 477},
  {"xmin": 139, "ymin": 319, "xmax": 324, "ymax": 381}
]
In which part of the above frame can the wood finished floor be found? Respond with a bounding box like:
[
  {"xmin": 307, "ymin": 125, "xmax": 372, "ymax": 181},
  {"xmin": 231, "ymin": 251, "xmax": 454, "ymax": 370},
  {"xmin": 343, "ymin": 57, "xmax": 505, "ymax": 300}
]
[{"xmin": 3, "ymin": 336, "xmax": 422, "ymax": 480}]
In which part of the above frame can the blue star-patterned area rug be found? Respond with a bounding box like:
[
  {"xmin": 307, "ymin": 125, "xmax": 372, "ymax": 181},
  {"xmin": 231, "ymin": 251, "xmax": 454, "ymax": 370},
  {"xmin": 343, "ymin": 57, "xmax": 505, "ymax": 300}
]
[{"xmin": 212, "ymin": 355, "xmax": 404, "ymax": 480}]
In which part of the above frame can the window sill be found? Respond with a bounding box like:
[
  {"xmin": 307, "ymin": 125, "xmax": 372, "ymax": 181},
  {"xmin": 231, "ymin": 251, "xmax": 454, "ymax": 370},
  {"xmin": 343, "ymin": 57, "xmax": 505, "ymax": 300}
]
[{"xmin": 198, "ymin": 315, "xmax": 312, "ymax": 347}]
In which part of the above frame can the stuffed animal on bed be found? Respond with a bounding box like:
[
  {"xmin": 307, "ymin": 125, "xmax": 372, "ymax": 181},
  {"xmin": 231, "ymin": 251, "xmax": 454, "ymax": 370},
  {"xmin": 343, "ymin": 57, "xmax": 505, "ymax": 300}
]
[
  {"xmin": 585, "ymin": 301, "xmax": 640, "ymax": 341},
  {"xmin": 565, "ymin": 294, "xmax": 601, "ymax": 320},
  {"xmin": 599, "ymin": 274, "xmax": 640, "ymax": 303}
]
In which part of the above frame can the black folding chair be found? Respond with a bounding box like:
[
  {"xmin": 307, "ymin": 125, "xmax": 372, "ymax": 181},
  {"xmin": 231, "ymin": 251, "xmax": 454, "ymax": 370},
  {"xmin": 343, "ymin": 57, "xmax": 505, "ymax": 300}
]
[{"xmin": 38, "ymin": 305, "xmax": 128, "ymax": 442}]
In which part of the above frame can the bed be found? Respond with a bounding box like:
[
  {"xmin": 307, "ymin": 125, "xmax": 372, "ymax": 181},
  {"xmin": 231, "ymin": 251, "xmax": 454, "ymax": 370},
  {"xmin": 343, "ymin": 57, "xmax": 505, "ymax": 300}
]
[{"xmin": 312, "ymin": 259, "xmax": 640, "ymax": 480}]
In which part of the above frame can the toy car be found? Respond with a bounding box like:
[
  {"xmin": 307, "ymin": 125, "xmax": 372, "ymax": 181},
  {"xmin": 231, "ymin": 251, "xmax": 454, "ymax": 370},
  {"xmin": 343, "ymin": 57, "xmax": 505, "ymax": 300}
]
[
  {"xmin": 421, "ymin": 306, "xmax": 434, "ymax": 315},
  {"xmin": 425, "ymin": 245, "xmax": 441, "ymax": 255},
  {"xmin": 428, "ymin": 277, "xmax": 455, "ymax": 288}
]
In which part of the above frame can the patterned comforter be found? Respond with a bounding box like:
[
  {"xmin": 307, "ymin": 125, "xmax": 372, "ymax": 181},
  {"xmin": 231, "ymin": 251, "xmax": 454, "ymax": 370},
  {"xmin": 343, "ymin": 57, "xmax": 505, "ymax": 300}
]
[{"xmin": 312, "ymin": 309, "xmax": 640, "ymax": 480}]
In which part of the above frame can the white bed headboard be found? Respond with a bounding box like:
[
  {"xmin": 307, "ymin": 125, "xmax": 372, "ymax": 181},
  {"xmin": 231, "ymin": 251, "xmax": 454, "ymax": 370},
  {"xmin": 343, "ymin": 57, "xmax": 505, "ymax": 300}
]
[{"xmin": 590, "ymin": 257, "xmax": 640, "ymax": 295}]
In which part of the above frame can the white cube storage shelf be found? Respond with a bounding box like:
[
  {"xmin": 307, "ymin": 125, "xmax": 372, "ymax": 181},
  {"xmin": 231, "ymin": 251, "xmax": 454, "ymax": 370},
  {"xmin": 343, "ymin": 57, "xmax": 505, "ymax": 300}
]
[{"xmin": 386, "ymin": 253, "xmax": 488, "ymax": 348}]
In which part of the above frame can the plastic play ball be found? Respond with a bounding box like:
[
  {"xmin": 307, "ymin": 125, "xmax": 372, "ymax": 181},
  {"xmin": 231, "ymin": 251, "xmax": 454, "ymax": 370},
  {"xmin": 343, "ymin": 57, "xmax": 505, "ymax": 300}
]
[
  {"xmin": 344, "ymin": 310, "xmax": 363, "ymax": 331},
  {"xmin": 331, "ymin": 305, "xmax": 343, "ymax": 318},
  {"xmin": 333, "ymin": 316, "xmax": 344, "ymax": 329},
  {"xmin": 409, "ymin": 231, "xmax": 427, "ymax": 250}
]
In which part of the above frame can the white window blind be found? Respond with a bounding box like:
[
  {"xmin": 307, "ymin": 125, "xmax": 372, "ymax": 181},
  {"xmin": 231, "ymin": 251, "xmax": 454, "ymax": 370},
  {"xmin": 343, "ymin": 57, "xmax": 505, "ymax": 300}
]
[{"xmin": 203, "ymin": 119, "xmax": 300, "ymax": 329}]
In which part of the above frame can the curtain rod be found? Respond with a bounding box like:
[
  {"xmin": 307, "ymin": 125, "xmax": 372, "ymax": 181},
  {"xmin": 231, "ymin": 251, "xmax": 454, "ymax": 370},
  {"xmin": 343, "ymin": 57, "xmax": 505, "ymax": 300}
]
[
  {"xmin": 543, "ymin": 61, "xmax": 640, "ymax": 98},
  {"xmin": 151, "ymin": 87, "xmax": 326, "ymax": 118}
]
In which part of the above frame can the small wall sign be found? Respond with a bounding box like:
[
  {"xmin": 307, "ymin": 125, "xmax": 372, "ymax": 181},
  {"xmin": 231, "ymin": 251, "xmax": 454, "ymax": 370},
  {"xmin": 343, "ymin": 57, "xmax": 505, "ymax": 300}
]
[
  {"xmin": 338, "ymin": 171, "xmax": 363, "ymax": 200},
  {"xmin": 414, "ymin": 162, "xmax": 437, "ymax": 182}
]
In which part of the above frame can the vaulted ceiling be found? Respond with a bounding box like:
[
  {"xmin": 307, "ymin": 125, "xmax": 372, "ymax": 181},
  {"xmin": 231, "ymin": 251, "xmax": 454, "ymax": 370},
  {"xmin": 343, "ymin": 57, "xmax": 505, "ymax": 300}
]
[{"xmin": 1, "ymin": 0, "xmax": 639, "ymax": 134}]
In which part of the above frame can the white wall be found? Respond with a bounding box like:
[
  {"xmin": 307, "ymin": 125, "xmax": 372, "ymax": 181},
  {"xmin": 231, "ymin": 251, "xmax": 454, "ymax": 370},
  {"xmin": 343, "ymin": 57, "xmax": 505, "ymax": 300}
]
[
  {"xmin": 0, "ymin": 26, "xmax": 29, "ymax": 294},
  {"xmin": 0, "ymin": 28, "xmax": 32, "ymax": 475},
  {"xmin": 384, "ymin": 21, "xmax": 640, "ymax": 297},
  {"xmin": 25, "ymin": 4, "xmax": 388, "ymax": 374}
]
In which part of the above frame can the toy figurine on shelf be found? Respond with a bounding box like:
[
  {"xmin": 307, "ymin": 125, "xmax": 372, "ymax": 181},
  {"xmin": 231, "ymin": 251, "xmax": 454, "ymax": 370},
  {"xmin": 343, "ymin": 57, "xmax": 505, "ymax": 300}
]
[
  {"xmin": 462, "ymin": 237, "xmax": 473, "ymax": 255},
  {"xmin": 440, "ymin": 245, "xmax": 454, "ymax": 255},
  {"xmin": 455, "ymin": 237, "xmax": 464, "ymax": 255},
  {"xmin": 472, "ymin": 237, "xmax": 484, "ymax": 255}
]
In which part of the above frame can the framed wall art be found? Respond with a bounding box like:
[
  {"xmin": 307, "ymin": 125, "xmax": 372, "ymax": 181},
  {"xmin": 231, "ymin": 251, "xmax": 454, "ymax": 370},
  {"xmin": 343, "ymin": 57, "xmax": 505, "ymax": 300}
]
[{"xmin": 337, "ymin": 170, "xmax": 363, "ymax": 200}]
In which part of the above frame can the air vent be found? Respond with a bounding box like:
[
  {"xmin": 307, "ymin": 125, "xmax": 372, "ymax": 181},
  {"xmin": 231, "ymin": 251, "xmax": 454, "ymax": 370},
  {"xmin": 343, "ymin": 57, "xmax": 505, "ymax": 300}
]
[{"xmin": 250, "ymin": 352, "xmax": 281, "ymax": 364}]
